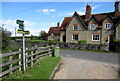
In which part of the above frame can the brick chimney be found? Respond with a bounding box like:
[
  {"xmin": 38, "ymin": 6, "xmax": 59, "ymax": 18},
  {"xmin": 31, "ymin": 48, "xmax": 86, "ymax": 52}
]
[
  {"xmin": 57, "ymin": 22, "xmax": 60, "ymax": 28},
  {"xmin": 114, "ymin": 0, "xmax": 120, "ymax": 17},
  {"xmin": 85, "ymin": 4, "xmax": 92, "ymax": 20}
]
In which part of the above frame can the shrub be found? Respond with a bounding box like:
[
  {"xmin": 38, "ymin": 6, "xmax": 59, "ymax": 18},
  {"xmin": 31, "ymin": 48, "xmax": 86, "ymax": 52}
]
[{"xmin": 78, "ymin": 40, "xmax": 87, "ymax": 44}]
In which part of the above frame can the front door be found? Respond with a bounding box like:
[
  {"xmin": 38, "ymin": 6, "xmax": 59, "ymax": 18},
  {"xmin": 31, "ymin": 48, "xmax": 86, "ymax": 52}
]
[
  {"xmin": 109, "ymin": 35, "xmax": 115, "ymax": 51},
  {"xmin": 63, "ymin": 35, "xmax": 66, "ymax": 42}
]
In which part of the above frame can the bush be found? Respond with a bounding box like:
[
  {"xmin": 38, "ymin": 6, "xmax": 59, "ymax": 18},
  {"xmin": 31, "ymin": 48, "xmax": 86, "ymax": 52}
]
[{"xmin": 78, "ymin": 40, "xmax": 86, "ymax": 44}]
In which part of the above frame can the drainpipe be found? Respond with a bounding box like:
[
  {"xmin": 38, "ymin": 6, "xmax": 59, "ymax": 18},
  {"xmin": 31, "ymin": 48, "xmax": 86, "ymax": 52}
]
[{"xmin": 100, "ymin": 27, "xmax": 102, "ymax": 44}]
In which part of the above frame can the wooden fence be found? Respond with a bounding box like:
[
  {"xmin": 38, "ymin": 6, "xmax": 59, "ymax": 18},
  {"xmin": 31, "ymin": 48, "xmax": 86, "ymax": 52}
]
[{"xmin": 0, "ymin": 46, "xmax": 54, "ymax": 77}]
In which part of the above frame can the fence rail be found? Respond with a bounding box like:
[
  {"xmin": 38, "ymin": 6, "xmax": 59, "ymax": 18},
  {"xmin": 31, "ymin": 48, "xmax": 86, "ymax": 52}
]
[{"xmin": 0, "ymin": 45, "xmax": 54, "ymax": 77}]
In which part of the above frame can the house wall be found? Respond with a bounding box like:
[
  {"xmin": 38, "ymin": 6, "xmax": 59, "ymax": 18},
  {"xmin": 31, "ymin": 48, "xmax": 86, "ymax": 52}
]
[
  {"xmin": 116, "ymin": 23, "xmax": 120, "ymax": 40},
  {"xmin": 60, "ymin": 31, "xmax": 66, "ymax": 42},
  {"xmin": 48, "ymin": 33, "xmax": 60, "ymax": 41},
  {"xmin": 86, "ymin": 30, "xmax": 101, "ymax": 44},
  {"xmin": 101, "ymin": 18, "xmax": 114, "ymax": 44},
  {"xmin": 86, "ymin": 17, "xmax": 114, "ymax": 44},
  {"xmin": 87, "ymin": 18, "xmax": 100, "ymax": 44},
  {"xmin": 66, "ymin": 15, "xmax": 87, "ymax": 43}
]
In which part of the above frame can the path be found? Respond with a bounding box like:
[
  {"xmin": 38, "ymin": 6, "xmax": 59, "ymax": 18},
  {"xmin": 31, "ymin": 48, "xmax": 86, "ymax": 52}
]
[{"xmin": 53, "ymin": 50, "xmax": 118, "ymax": 79}]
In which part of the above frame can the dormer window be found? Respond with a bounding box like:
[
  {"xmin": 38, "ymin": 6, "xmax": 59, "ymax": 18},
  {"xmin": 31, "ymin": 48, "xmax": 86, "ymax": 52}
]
[
  {"xmin": 90, "ymin": 24, "xmax": 96, "ymax": 30},
  {"xmin": 105, "ymin": 23, "xmax": 111, "ymax": 29},
  {"xmin": 73, "ymin": 24, "xmax": 78, "ymax": 30}
]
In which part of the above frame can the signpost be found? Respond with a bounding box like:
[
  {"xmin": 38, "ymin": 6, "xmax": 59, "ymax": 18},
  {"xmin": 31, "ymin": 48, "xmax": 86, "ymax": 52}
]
[{"xmin": 16, "ymin": 20, "xmax": 30, "ymax": 72}]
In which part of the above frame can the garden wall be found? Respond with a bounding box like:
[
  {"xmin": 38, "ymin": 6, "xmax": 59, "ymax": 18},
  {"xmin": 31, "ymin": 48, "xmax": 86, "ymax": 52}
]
[
  {"xmin": 30, "ymin": 42, "xmax": 109, "ymax": 51},
  {"xmin": 115, "ymin": 42, "xmax": 120, "ymax": 52}
]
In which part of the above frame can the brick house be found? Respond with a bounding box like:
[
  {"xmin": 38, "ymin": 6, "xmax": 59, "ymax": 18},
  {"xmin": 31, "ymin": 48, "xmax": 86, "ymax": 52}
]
[{"xmin": 48, "ymin": 1, "xmax": 120, "ymax": 44}]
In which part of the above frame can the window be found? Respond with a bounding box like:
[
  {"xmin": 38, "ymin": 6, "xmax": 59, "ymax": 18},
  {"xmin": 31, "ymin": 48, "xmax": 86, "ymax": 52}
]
[
  {"xmin": 73, "ymin": 25, "xmax": 78, "ymax": 30},
  {"xmin": 90, "ymin": 24, "xmax": 96, "ymax": 30},
  {"xmin": 72, "ymin": 34, "xmax": 78, "ymax": 40},
  {"xmin": 105, "ymin": 23, "xmax": 111, "ymax": 29},
  {"xmin": 92, "ymin": 34, "xmax": 100, "ymax": 41},
  {"xmin": 51, "ymin": 33, "xmax": 54, "ymax": 40}
]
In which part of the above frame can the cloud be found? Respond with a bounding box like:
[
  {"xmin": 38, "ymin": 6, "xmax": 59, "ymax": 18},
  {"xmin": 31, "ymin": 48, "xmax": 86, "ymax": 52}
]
[
  {"xmin": 51, "ymin": 22, "xmax": 56, "ymax": 25},
  {"xmin": 25, "ymin": 28, "xmax": 48, "ymax": 36},
  {"xmin": 92, "ymin": 5, "xmax": 100, "ymax": 10},
  {"xmin": 52, "ymin": 16, "xmax": 55, "ymax": 18},
  {"xmin": 36, "ymin": 9, "xmax": 56, "ymax": 14},
  {"xmin": 0, "ymin": 20, "xmax": 38, "ymax": 36},
  {"xmin": 80, "ymin": 4, "xmax": 101, "ymax": 11},
  {"xmin": 0, "ymin": 20, "xmax": 56, "ymax": 36},
  {"xmin": 49, "ymin": 9, "xmax": 56, "ymax": 12}
]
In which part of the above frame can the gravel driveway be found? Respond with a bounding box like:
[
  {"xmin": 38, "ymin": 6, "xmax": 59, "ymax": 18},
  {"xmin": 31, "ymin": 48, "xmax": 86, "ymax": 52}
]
[{"xmin": 53, "ymin": 50, "xmax": 118, "ymax": 79}]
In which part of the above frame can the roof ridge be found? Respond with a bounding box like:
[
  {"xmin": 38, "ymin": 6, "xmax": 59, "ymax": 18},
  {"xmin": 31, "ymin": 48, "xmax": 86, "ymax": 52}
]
[{"xmin": 91, "ymin": 12, "xmax": 114, "ymax": 16}]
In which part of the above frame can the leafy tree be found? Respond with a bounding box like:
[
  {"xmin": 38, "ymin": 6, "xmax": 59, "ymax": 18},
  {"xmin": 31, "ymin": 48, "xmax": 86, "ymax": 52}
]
[
  {"xmin": 0, "ymin": 27, "xmax": 12, "ymax": 50},
  {"xmin": 39, "ymin": 31, "xmax": 47, "ymax": 40}
]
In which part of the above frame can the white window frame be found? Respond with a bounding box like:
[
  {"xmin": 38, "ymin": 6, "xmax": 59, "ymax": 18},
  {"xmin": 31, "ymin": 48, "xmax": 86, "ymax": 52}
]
[
  {"xmin": 72, "ymin": 34, "xmax": 78, "ymax": 40},
  {"xmin": 92, "ymin": 34, "xmax": 100, "ymax": 41},
  {"xmin": 105, "ymin": 23, "xmax": 111, "ymax": 29},
  {"xmin": 90, "ymin": 24, "xmax": 96, "ymax": 30},
  {"xmin": 73, "ymin": 25, "xmax": 78, "ymax": 30}
]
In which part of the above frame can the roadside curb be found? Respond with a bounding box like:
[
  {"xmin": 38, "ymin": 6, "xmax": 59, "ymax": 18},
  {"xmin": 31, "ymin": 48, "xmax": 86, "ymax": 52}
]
[{"xmin": 50, "ymin": 58, "xmax": 62, "ymax": 79}]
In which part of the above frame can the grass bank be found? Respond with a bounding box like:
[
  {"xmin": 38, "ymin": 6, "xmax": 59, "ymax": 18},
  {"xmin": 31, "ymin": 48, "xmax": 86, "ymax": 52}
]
[{"xmin": 3, "ymin": 56, "xmax": 61, "ymax": 79}]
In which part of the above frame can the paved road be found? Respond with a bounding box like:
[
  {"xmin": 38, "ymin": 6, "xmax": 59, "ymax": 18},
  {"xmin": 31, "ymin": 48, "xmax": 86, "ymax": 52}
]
[
  {"xmin": 59, "ymin": 50, "xmax": 118, "ymax": 65},
  {"xmin": 53, "ymin": 49, "xmax": 118, "ymax": 79}
]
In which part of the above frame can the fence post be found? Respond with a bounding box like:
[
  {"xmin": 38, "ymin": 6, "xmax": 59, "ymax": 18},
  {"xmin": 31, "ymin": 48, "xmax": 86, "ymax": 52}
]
[
  {"xmin": 48, "ymin": 46, "xmax": 51, "ymax": 56},
  {"xmin": 31, "ymin": 49, "xmax": 34, "ymax": 67},
  {"xmin": 9, "ymin": 50, "xmax": 12, "ymax": 74},
  {"xmin": 19, "ymin": 49, "xmax": 22, "ymax": 71},
  {"xmin": 52, "ymin": 45, "xmax": 55, "ymax": 55},
  {"xmin": 26, "ymin": 48, "xmax": 28, "ymax": 69},
  {"xmin": 35, "ymin": 45, "xmax": 38, "ymax": 63}
]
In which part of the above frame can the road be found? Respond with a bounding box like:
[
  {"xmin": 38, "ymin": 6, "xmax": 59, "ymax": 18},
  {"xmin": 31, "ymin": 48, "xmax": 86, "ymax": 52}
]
[{"xmin": 53, "ymin": 49, "xmax": 118, "ymax": 79}]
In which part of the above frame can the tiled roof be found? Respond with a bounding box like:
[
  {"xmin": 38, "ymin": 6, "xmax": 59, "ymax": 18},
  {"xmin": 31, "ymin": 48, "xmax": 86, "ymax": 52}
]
[
  {"xmin": 59, "ymin": 12, "xmax": 120, "ymax": 30},
  {"xmin": 48, "ymin": 11, "xmax": 120, "ymax": 35},
  {"xmin": 48, "ymin": 27, "xmax": 60, "ymax": 35},
  {"xmin": 61, "ymin": 17, "xmax": 72, "ymax": 27}
]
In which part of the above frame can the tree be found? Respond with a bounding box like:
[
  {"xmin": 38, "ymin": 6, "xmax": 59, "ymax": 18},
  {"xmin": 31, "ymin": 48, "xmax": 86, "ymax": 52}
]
[
  {"xmin": 39, "ymin": 31, "xmax": 47, "ymax": 40},
  {"xmin": 30, "ymin": 35, "xmax": 34, "ymax": 40},
  {"xmin": 0, "ymin": 27, "xmax": 12, "ymax": 50}
]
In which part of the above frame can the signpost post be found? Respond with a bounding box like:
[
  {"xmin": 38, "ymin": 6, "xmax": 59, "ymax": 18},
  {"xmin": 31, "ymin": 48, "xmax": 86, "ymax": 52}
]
[{"xmin": 16, "ymin": 20, "xmax": 30, "ymax": 72}]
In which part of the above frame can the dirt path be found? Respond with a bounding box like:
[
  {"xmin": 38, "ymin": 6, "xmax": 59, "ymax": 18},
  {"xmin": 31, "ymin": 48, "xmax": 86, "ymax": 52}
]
[{"xmin": 53, "ymin": 57, "xmax": 118, "ymax": 79}]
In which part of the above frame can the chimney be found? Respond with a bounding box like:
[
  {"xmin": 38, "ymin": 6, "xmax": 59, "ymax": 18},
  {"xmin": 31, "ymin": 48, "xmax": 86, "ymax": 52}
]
[
  {"xmin": 85, "ymin": 4, "xmax": 92, "ymax": 20},
  {"xmin": 57, "ymin": 22, "xmax": 60, "ymax": 28},
  {"xmin": 114, "ymin": 0, "xmax": 120, "ymax": 17}
]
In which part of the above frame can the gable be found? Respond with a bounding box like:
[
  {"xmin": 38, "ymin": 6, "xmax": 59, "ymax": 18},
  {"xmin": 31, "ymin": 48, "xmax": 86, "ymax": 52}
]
[
  {"xmin": 48, "ymin": 27, "xmax": 60, "ymax": 35},
  {"xmin": 88, "ymin": 18, "xmax": 98, "ymax": 30},
  {"xmin": 102, "ymin": 16, "xmax": 113, "ymax": 24},
  {"xmin": 65, "ymin": 12, "xmax": 87, "ymax": 30},
  {"xmin": 66, "ymin": 14, "xmax": 86, "ymax": 31}
]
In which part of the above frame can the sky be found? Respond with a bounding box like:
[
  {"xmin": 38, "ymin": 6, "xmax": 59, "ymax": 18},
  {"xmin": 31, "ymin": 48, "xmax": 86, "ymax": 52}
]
[{"xmin": 1, "ymin": 2, "xmax": 116, "ymax": 36}]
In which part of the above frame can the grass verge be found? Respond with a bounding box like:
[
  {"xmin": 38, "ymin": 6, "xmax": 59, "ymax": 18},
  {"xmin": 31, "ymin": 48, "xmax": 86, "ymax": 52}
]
[
  {"xmin": 61, "ymin": 48, "xmax": 111, "ymax": 53},
  {"xmin": 31, "ymin": 40, "xmax": 47, "ymax": 42},
  {"xmin": 3, "ymin": 56, "xmax": 61, "ymax": 79}
]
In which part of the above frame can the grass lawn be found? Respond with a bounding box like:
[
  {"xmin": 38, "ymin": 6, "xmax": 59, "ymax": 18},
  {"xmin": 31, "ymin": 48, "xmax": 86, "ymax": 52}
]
[
  {"xmin": 114, "ymin": 40, "xmax": 120, "ymax": 43},
  {"xmin": 61, "ymin": 48, "xmax": 111, "ymax": 53},
  {"xmin": 3, "ymin": 56, "xmax": 61, "ymax": 79},
  {"xmin": 31, "ymin": 40, "xmax": 47, "ymax": 42},
  {"xmin": 30, "ymin": 40, "xmax": 60, "ymax": 43}
]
